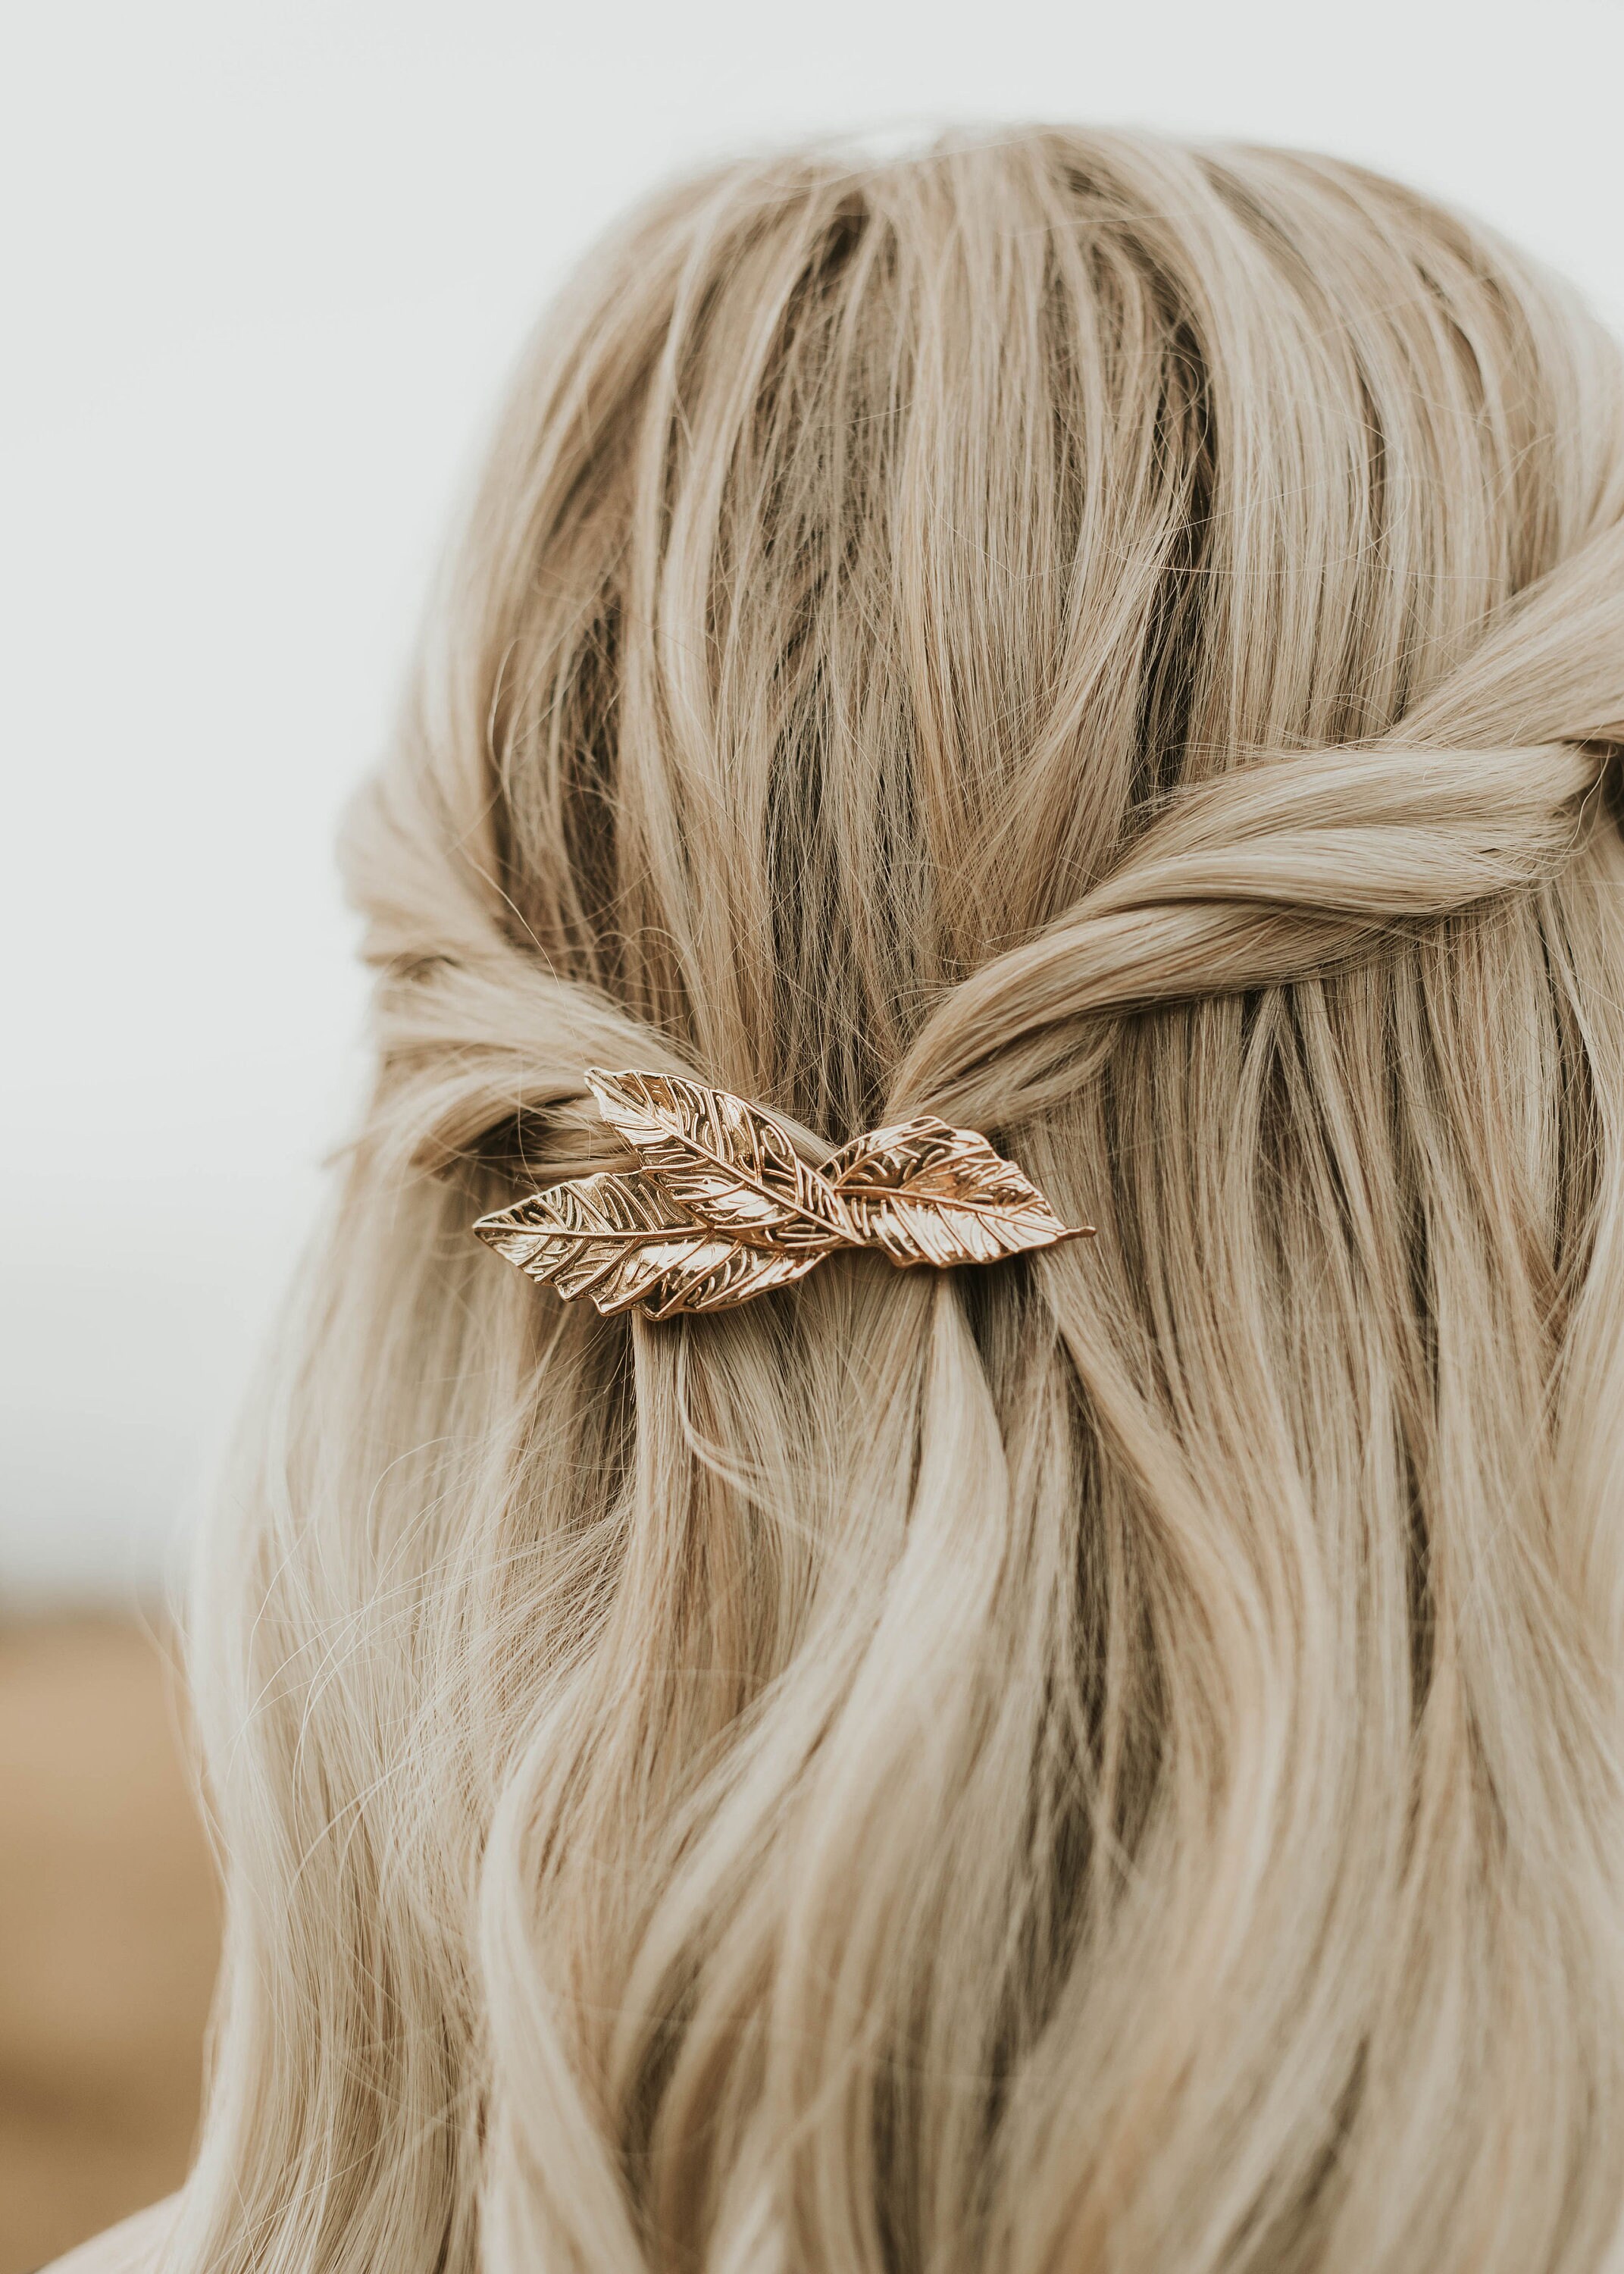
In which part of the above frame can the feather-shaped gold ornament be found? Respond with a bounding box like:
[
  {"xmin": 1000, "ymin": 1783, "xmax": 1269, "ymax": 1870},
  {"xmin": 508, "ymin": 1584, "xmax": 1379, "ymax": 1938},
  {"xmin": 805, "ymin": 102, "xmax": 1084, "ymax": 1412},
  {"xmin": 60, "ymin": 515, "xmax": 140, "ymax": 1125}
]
[
  {"xmin": 471, "ymin": 1167, "xmax": 828, "ymax": 1320},
  {"xmin": 584, "ymin": 1070, "xmax": 850, "ymax": 1252},
  {"xmin": 822, "ymin": 1115, "xmax": 1084, "ymax": 1267},
  {"xmin": 474, "ymin": 1070, "xmax": 1093, "ymax": 1319}
]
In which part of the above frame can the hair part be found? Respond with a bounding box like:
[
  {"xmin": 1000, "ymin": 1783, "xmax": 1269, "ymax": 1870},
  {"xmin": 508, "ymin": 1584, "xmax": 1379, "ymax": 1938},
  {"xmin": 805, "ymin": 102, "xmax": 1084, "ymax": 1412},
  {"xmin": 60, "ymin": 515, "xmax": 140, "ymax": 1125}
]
[{"xmin": 172, "ymin": 127, "xmax": 1624, "ymax": 2274}]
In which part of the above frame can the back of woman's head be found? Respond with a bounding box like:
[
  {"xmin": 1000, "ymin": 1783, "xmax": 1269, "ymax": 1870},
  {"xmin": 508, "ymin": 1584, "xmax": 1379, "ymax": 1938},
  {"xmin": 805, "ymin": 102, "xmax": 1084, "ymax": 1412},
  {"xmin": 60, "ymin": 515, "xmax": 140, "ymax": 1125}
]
[{"xmin": 174, "ymin": 129, "xmax": 1624, "ymax": 2274}]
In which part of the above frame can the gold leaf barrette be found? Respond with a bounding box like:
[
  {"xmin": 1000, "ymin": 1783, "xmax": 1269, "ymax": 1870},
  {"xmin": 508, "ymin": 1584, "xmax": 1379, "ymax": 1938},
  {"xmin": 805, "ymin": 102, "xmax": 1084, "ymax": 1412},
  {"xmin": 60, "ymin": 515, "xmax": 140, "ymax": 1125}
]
[{"xmin": 473, "ymin": 1070, "xmax": 1094, "ymax": 1320}]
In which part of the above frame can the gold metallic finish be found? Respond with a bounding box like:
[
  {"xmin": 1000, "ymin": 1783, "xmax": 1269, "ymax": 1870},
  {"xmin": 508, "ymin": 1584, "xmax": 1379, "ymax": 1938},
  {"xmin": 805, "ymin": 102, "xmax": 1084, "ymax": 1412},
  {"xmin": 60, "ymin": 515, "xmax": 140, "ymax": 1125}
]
[{"xmin": 474, "ymin": 1069, "xmax": 1094, "ymax": 1320}]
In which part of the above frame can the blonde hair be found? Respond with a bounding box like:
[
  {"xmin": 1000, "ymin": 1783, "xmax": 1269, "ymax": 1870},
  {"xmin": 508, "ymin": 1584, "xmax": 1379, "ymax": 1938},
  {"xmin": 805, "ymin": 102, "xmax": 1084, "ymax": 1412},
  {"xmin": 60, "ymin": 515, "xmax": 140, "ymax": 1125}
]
[{"xmin": 171, "ymin": 130, "xmax": 1624, "ymax": 2272}]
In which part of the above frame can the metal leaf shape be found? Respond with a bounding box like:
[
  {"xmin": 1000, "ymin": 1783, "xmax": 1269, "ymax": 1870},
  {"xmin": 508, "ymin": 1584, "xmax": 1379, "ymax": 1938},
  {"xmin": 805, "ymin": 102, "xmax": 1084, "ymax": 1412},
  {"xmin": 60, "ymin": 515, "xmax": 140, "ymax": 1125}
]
[
  {"xmin": 585, "ymin": 1069, "xmax": 853, "ymax": 1254},
  {"xmin": 822, "ymin": 1116, "xmax": 1095, "ymax": 1267},
  {"xmin": 474, "ymin": 1076, "xmax": 1094, "ymax": 1319},
  {"xmin": 472, "ymin": 1168, "xmax": 826, "ymax": 1319}
]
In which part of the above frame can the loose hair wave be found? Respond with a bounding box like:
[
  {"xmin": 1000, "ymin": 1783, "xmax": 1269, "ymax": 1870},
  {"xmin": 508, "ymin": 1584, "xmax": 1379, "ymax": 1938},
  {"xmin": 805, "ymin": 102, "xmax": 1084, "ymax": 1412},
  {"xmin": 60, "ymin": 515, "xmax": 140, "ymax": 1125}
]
[{"xmin": 171, "ymin": 129, "xmax": 1624, "ymax": 2274}]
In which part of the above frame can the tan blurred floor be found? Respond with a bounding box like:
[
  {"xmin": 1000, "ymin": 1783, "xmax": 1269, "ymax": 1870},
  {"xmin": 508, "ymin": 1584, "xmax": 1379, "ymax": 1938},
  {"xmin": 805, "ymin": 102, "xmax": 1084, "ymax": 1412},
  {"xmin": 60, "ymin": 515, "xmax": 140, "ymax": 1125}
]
[{"xmin": 0, "ymin": 1619, "xmax": 219, "ymax": 2273}]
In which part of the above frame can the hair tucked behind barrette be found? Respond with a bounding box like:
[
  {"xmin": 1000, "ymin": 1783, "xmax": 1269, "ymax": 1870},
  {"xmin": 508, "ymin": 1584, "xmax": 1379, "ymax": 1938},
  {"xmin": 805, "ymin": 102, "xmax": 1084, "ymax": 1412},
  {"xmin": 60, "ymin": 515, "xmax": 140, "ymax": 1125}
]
[
  {"xmin": 345, "ymin": 509, "xmax": 1624, "ymax": 1183},
  {"xmin": 176, "ymin": 127, "xmax": 1624, "ymax": 2274}
]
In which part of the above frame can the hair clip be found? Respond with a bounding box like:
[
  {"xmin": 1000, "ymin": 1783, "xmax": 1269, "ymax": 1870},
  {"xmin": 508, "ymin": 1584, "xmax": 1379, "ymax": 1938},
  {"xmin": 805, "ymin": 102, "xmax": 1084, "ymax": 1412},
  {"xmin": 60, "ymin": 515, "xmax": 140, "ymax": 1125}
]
[{"xmin": 473, "ymin": 1070, "xmax": 1094, "ymax": 1320}]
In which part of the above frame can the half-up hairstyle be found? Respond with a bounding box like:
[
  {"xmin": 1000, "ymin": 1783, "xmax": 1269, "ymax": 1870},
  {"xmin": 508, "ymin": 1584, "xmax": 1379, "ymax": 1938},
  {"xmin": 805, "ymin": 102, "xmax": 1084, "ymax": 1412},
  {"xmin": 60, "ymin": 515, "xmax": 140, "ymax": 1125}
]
[{"xmin": 171, "ymin": 129, "xmax": 1624, "ymax": 2274}]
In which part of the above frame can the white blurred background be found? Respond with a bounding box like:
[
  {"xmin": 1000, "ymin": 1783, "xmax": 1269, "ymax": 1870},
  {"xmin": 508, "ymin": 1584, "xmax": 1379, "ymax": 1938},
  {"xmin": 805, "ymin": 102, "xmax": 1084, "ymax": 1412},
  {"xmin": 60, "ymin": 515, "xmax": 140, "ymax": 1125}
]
[{"xmin": 4, "ymin": 0, "xmax": 1622, "ymax": 1605}]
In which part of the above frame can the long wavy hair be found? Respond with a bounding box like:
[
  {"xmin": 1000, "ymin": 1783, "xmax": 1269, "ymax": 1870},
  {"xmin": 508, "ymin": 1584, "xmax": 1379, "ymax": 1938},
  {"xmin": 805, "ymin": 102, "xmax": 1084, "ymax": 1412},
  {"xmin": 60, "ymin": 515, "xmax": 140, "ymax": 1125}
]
[{"xmin": 169, "ymin": 129, "xmax": 1624, "ymax": 2273}]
